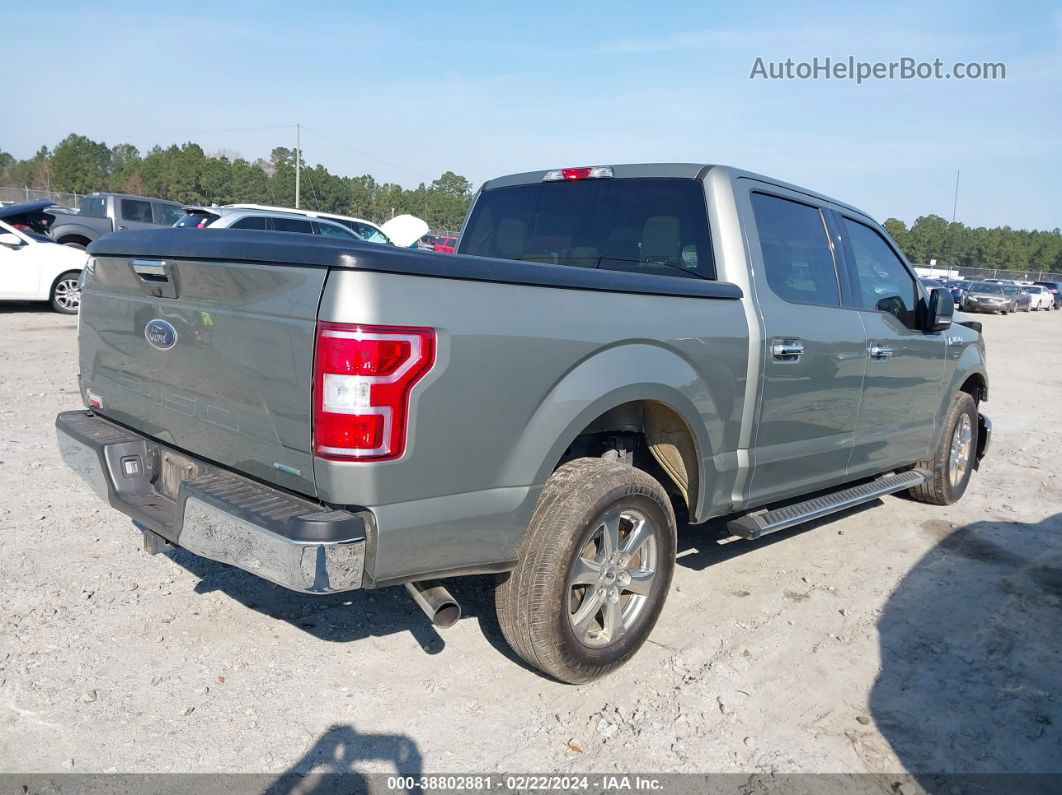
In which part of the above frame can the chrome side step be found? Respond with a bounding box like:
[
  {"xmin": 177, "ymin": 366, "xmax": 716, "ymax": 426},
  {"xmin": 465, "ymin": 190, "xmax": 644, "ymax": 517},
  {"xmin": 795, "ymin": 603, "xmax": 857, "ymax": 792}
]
[{"xmin": 727, "ymin": 471, "xmax": 927, "ymax": 540}]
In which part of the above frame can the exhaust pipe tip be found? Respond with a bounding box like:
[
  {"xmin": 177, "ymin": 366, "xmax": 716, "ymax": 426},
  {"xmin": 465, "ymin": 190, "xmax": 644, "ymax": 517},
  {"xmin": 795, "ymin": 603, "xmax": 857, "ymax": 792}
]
[{"xmin": 405, "ymin": 580, "xmax": 461, "ymax": 628}]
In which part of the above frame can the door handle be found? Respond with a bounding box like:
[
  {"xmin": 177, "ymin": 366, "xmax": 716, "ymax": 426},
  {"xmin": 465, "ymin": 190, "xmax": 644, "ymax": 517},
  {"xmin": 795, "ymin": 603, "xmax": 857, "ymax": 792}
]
[
  {"xmin": 869, "ymin": 344, "xmax": 893, "ymax": 360},
  {"xmin": 771, "ymin": 340, "xmax": 804, "ymax": 360}
]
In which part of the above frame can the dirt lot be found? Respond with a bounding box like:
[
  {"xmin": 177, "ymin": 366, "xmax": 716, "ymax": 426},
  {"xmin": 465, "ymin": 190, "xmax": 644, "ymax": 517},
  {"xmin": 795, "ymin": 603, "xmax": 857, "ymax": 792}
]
[{"xmin": 1, "ymin": 303, "xmax": 1059, "ymax": 778}]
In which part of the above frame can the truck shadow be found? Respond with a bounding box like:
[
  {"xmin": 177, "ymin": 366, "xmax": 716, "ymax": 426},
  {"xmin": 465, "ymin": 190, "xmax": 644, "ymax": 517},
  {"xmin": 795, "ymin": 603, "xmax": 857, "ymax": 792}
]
[
  {"xmin": 265, "ymin": 722, "xmax": 422, "ymax": 794},
  {"xmin": 167, "ymin": 549, "xmax": 449, "ymax": 655},
  {"xmin": 870, "ymin": 512, "xmax": 1062, "ymax": 782},
  {"xmin": 167, "ymin": 547, "xmax": 543, "ymax": 673}
]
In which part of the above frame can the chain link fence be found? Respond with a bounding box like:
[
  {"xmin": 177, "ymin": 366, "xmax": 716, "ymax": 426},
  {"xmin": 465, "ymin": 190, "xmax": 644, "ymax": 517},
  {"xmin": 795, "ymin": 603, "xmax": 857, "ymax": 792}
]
[
  {"xmin": 0, "ymin": 186, "xmax": 80, "ymax": 209},
  {"xmin": 917, "ymin": 264, "xmax": 1062, "ymax": 283}
]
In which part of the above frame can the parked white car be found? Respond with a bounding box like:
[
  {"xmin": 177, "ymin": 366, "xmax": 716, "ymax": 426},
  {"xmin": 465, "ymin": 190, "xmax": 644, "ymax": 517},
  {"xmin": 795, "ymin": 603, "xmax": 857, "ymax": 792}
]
[
  {"xmin": 224, "ymin": 204, "xmax": 429, "ymax": 248},
  {"xmin": 1023, "ymin": 285, "xmax": 1054, "ymax": 311},
  {"xmin": 225, "ymin": 204, "xmax": 395, "ymax": 244},
  {"xmin": 0, "ymin": 203, "xmax": 88, "ymax": 314}
]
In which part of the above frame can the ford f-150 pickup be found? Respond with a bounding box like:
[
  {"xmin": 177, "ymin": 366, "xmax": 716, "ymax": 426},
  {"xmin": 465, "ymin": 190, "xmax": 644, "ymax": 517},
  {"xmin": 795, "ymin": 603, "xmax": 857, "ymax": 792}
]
[
  {"xmin": 49, "ymin": 192, "xmax": 185, "ymax": 249},
  {"xmin": 57, "ymin": 163, "xmax": 990, "ymax": 682}
]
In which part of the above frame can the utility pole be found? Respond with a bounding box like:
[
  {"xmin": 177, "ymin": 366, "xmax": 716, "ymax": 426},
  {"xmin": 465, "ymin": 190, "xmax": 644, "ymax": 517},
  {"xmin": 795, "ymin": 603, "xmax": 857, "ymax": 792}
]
[
  {"xmin": 941, "ymin": 170, "xmax": 960, "ymax": 267},
  {"xmin": 295, "ymin": 123, "xmax": 301, "ymax": 209},
  {"xmin": 951, "ymin": 170, "xmax": 960, "ymax": 223}
]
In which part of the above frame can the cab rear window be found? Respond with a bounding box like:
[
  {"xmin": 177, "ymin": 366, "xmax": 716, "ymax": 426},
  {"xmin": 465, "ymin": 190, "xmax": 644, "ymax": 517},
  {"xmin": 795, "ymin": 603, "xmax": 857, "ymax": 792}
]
[{"xmin": 460, "ymin": 178, "xmax": 715, "ymax": 280}]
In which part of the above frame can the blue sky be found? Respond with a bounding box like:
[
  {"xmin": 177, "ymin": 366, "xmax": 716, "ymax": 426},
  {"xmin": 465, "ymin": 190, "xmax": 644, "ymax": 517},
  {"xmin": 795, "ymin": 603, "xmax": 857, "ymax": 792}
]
[{"xmin": 2, "ymin": 0, "xmax": 1059, "ymax": 229}]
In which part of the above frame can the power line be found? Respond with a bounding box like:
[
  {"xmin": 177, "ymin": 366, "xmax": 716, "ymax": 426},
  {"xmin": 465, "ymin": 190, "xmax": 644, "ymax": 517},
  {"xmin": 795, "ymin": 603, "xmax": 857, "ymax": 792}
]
[
  {"xmin": 4, "ymin": 121, "xmax": 433, "ymax": 185},
  {"xmin": 300, "ymin": 126, "xmax": 431, "ymax": 180},
  {"xmin": 1, "ymin": 124, "xmax": 296, "ymax": 145}
]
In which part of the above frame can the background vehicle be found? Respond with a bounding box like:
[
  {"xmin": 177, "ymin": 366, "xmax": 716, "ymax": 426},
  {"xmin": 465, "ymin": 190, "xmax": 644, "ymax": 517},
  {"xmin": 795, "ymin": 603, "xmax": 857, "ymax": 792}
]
[
  {"xmin": 1023, "ymin": 285, "xmax": 1053, "ymax": 311},
  {"xmin": 0, "ymin": 203, "xmax": 87, "ymax": 313},
  {"xmin": 0, "ymin": 199, "xmax": 58, "ymax": 236},
  {"xmin": 947, "ymin": 279, "xmax": 971, "ymax": 306},
  {"xmin": 433, "ymin": 235, "xmax": 457, "ymax": 253},
  {"xmin": 59, "ymin": 163, "xmax": 990, "ymax": 683},
  {"xmin": 225, "ymin": 204, "xmax": 393, "ymax": 244},
  {"xmin": 1033, "ymin": 280, "xmax": 1062, "ymax": 309},
  {"xmin": 49, "ymin": 193, "xmax": 185, "ymax": 249},
  {"xmin": 174, "ymin": 206, "xmax": 364, "ymax": 239},
  {"xmin": 1002, "ymin": 283, "xmax": 1031, "ymax": 312},
  {"xmin": 962, "ymin": 282, "xmax": 1011, "ymax": 313}
]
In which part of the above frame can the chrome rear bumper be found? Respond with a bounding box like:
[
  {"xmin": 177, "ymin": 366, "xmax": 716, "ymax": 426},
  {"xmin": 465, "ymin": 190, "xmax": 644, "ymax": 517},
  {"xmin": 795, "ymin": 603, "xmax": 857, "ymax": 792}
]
[{"xmin": 56, "ymin": 411, "xmax": 369, "ymax": 593}]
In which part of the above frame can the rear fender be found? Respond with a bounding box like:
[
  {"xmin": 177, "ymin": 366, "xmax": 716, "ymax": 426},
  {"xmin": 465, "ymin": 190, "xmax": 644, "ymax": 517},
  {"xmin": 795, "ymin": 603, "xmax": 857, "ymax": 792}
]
[{"xmin": 500, "ymin": 343, "xmax": 718, "ymax": 519}]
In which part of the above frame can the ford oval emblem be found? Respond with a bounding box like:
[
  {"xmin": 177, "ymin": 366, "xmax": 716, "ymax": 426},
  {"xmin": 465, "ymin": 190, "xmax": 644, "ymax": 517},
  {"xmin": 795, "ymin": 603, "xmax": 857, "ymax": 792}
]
[{"xmin": 145, "ymin": 319, "xmax": 178, "ymax": 351}]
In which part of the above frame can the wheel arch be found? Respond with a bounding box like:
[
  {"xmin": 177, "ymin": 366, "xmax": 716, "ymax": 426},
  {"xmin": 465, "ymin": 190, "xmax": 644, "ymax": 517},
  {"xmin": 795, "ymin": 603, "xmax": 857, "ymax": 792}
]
[
  {"xmin": 500, "ymin": 343, "xmax": 718, "ymax": 521},
  {"xmin": 51, "ymin": 223, "xmax": 95, "ymax": 247},
  {"xmin": 49, "ymin": 267, "xmax": 83, "ymax": 294},
  {"xmin": 959, "ymin": 371, "xmax": 988, "ymax": 404}
]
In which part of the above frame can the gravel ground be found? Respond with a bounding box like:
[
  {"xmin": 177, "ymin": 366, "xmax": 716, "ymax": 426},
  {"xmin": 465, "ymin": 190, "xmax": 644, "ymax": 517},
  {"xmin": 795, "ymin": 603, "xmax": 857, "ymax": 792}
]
[{"xmin": 1, "ymin": 302, "xmax": 1059, "ymax": 778}]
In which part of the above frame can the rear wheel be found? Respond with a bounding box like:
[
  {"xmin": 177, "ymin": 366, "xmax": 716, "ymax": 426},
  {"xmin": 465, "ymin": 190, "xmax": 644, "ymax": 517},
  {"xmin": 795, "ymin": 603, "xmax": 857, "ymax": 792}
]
[
  {"xmin": 909, "ymin": 392, "xmax": 978, "ymax": 505},
  {"xmin": 50, "ymin": 271, "xmax": 81, "ymax": 314},
  {"xmin": 496, "ymin": 458, "xmax": 676, "ymax": 683}
]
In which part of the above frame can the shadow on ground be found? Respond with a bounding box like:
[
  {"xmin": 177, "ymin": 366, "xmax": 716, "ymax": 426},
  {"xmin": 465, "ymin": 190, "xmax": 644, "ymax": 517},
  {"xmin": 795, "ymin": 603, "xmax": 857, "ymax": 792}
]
[
  {"xmin": 168, "ymin": 549, "xmax": 451, "ymax": 654},
  {"xmin": 0, "ymin": 302, "xmax": 58, "ymax": 315},
  {"xmin": 265, "ymin": 723, "xmax": 422, "ymax": 794},
  {"xmin": 168, "ymin": 548, "xmax": 526, "ymax": 666},
  {"xmin": 168, "ymin": 499, "xmax": 884, "ymax": 672},
  {"xmin": 870, "ymin": 512, "xmax": 1062, "ymax": 779}
]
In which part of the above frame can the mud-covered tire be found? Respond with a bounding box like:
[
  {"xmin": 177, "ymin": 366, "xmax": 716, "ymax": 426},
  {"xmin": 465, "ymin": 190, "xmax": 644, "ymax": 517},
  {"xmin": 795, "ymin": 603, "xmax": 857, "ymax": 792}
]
[
  {"xmin": 909, "ymin": 392, "xmax": 978, "ymax": 505},
  {"xmin": 495, "ymin": 458, "xmax": 676, "ymax": 683}
]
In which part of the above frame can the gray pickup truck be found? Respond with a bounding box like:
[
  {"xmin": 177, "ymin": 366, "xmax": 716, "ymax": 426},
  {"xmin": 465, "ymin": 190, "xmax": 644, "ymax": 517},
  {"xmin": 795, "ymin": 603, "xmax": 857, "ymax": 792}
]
[
  {"xmin": 57, "ymin": 163, "xmax": 990, "ymax": 682},
  {"xmin": 49, "ymin": 192, "xmax": 185, "ymax": 248}
]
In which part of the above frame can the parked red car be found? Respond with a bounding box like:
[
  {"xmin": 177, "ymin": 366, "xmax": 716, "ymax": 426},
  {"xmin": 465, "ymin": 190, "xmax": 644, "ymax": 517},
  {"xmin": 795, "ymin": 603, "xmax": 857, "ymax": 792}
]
[{"xmin": 433, "ymin": 236, "xmax": 457, "ymax": 254}]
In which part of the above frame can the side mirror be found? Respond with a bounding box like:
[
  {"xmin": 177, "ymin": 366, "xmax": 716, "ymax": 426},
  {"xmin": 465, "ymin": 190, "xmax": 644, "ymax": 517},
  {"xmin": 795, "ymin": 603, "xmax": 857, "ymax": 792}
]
[
  {"xmin": 927, "ymin": 287, "xmax": 953, "ymax": 331},
  {"xmin": 0, "ymin": 231, "xmax": 23, "ymax": 248}
]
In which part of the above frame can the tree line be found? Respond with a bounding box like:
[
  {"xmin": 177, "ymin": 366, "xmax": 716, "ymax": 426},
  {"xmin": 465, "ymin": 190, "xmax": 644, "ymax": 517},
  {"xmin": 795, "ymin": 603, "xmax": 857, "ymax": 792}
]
[
  {"xmin": 0, "ymin": 133, "xmax": 473, "ymax": 232},
  {"xmin": 883, "ymin": 216, "xmax": 1062, "ymax": 273},
  {"xmin": 2, "ymin": 134, "xmax": 1060, "ymax": 270}
]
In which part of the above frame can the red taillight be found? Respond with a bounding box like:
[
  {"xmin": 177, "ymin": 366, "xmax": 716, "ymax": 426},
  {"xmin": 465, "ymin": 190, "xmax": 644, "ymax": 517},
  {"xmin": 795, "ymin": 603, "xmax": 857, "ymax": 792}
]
[{"xmin": 313, "ymin": 323, "xmax": 435, "ymax": 461}]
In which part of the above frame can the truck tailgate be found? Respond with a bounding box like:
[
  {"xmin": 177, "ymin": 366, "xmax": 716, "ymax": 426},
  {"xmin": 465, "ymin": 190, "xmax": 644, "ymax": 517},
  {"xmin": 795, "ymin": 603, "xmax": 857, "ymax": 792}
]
[{"xmin": 79, "ymin": 237, "xmax": 327, "ymax": 497}]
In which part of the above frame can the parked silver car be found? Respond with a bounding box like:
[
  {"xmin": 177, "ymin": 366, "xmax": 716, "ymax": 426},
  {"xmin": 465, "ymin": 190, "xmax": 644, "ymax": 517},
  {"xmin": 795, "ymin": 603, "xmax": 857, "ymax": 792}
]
[{"xmin": 174, "ymin": 206, "xmax": 362, "ymax": 239}]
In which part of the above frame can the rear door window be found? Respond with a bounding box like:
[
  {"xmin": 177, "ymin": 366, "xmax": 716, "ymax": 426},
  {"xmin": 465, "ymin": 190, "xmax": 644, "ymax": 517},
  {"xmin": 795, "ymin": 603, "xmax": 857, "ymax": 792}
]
[
  {"xmin": 750, "ymin": 193, "xmax": 840, "ymax": 306},
  {"xmin": 230, "ymin": 215, "xmax": 268, "ymax": 230},
  {"xmin": 460, "ymin": 178, "xmax": 715, "ymax": 280},
  {"xmin": 120, "ymin": 199, "xmax": 153, "ymax": 223},
  {"xmin": 270, "ymin": 217, "xmax": 314, "ymax": 234}
]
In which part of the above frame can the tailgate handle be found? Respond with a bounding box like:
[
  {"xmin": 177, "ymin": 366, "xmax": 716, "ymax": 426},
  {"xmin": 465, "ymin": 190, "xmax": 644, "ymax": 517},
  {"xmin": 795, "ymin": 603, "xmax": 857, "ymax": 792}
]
[
  {"xmin": 130, "ymin": 259, "xmax": 179, "ymax": 299},
  {"xmin": 132, "ymin": 259, "xmax": 168, "ymax": 280}
]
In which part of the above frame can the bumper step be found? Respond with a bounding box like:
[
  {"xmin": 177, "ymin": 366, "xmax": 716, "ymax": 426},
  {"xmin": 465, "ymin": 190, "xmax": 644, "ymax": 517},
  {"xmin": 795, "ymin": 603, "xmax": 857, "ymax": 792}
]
[
  {"xmin": 727, "ymin": 470, "xmax": 927, "ymax": 540},
  {"xmin": 56, "ymin": 410, "xmax": 370, "ymax": 593}
]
